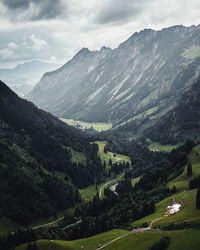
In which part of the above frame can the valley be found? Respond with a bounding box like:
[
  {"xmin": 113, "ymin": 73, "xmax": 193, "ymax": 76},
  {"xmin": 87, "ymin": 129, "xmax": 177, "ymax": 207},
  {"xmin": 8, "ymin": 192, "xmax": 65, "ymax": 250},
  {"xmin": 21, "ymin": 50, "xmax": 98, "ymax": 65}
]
[
  {"xmin": 60, "ymin": 118, "xmax": 112, "ymax": 132},
  {"xmin": 1, "ymin": 20, "xmax": 200, "ymax": 250}
]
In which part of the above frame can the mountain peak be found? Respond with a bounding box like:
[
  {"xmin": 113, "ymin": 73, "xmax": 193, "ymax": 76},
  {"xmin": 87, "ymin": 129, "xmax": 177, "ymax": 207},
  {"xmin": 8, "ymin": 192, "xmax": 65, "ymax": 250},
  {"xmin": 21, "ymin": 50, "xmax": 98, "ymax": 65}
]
[{"xmin": 74, "ymin": 47, "xmax": 91, "ymax": 58}]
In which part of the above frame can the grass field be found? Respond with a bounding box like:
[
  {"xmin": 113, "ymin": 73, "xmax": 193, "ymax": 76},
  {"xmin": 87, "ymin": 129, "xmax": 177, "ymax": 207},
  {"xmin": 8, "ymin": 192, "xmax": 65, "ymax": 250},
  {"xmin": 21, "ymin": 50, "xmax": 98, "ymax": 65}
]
[
  {"xmin": 104, "ymin": 229, "xmax": 200, "ymax": 250},
  {"xmin": 60, "ymin": 118, "xmax": 112, "ymax": 132},
  {"xmin": 95, "ymin": 141, "xmax": 131, "ymax": 165},
  {"xmin": 67, "ymin": 147, "xmax": 86, "ymax": 165},
  {"xmin": 79, "ymin": 184, "xmax": 99, "ymax": 201},
  {"xmin": 131, "ymin": 176, "xmax": 141, "ymax": 187},
  {"xmin": 16, "ymin": 229, "xmax": 128, "ymax": 250},
  {"xmin": 15, "ymin": 228, "xmax": 200, "ymax": 250},
  {"xmin": 132, "ymin": 189, "xmax": 200, "ymax": 228},
  {"xmin": 168, "ymin": 144, "xmax": 200, "ymax": 190},
  {"xmin": 148, "ymin": 141, "xmax": 182, "ymax": 152}
]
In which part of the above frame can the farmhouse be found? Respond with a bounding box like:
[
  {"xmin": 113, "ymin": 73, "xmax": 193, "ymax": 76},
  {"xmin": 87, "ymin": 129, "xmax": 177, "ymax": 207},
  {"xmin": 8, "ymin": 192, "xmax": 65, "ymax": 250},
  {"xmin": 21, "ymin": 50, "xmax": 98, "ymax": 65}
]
[
  {"xmin": 164, "ymin": 203, "xmax": 181, "ymax": 217},
  {"xmin": 116, "ymin": 157, "xmax": 121, "ymax": 163}
]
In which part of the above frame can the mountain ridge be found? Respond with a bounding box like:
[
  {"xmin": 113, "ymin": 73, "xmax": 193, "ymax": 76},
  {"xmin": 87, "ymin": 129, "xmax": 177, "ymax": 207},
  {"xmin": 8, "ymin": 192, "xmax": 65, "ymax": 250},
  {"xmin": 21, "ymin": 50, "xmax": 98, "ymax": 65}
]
[
  {"xmin": 0, "ymin": 80, "xmax": 103, "ymax": 225},
  {"xmin": 27, "ymin": 24, "xmax": 200, "ymax": 127}
]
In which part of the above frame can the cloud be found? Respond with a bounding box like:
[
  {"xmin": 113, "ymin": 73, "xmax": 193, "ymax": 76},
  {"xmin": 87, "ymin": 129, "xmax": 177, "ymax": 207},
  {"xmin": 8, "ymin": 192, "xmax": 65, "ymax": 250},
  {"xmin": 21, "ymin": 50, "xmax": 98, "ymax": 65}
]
[
  {"xmin": 50, "ymin": 56, "xmax": 56, "ymax": 60},
  {"xmin": 0, "ymin": 48, "xmax": 17, "ymax": 59},
  {"xmin": 30, "ymin": 34, "xmax": 47, "ymax": 51},
  {"xmin": 1, "ymin": 0, "xmax": 65, "ymax": 22},
  {"xmin": 94, "ymin": 0, "xmax": 150, "ymax": 25},
  {"xmin": 7, "ymin": 42, "xmax": 18, "ymax": 49},
  {"xmin": 0, "ymin": 0, "xmax": 200, "ymax": 68}
]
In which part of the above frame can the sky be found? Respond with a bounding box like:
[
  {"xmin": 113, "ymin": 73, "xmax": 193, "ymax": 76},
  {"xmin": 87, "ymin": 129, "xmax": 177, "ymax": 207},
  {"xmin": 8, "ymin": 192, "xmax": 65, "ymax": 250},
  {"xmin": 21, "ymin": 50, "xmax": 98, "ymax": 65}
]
[{"xmin": 0, "ymin": 0, "xmax": 200, "ymax": 68}]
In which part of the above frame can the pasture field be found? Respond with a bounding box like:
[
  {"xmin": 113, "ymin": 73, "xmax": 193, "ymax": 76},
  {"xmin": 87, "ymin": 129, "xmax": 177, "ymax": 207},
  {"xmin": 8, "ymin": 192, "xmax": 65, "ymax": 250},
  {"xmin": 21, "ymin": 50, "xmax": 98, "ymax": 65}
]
[
  {"xmin": 168, "ymin": 144, "xmax": 200, "ymax": 190},
  {"xmin": 15, "ymin": 228, "xmax": 200, "ymax": 250},
  {"xmin": 148, "ymin": 141, "xmax": 182, "ymax": 152},
  {"xmin": 60, "ymin": 118, "xmax": 112, "ymax": 132},
  {"xmin": 67, "ymin": 147, "xmax": 86, "ymax": 165},
  {"xmin": 16, "ymin": 229, "xmax": 128, "ymax": 250},
  {"xmin": 104, "ymin": 229, "xmax": 200, "ymax": 250},
  {"xmin": 131, "ymin": 176, "xmax": 141, "ymax": 187},
  {"xmin": 95, "ymin": 141, "xmax": 131, "ymax": 165},
  {"xmin": 132, "ymin": 189, "xmax": 200, "ymax": 228}
]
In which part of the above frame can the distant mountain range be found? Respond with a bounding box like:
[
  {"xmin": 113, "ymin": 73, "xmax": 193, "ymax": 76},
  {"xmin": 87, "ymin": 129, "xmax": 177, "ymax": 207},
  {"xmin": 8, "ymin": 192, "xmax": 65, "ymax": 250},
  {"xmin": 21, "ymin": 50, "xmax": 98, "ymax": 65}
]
[
  {"xmin": 0, "ymin": 60, "xmax": 60, "ymax": 97},
  {"xmin": 27, "ymin": 25, "xmax": 200, "ymax": 129}
]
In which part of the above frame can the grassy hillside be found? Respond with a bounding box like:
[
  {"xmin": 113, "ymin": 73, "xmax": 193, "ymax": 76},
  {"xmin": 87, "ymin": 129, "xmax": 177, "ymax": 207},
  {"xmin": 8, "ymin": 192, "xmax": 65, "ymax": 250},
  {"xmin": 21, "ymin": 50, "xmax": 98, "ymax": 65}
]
[
  {"xmin": 16, "ymin": 229, "xmax": 128, "ymax": 250},
  {"xmin": 148, "ymin": 141, "xmax": 182, "ymax": 152},
  {"xmin": 103, "ymin": 229, "xmax": 200, "ymax": 250},
  {"xmin": 15, "ymin": 228, "xmax": 200, "ymax": 250},
  {"xmin": 132, "ymin": 189, "xmax": 200, "ymax": 228},
  {"xmin": 95, "ymin": 141, "xmax": 131, "ymax": 165},
  {"xmin": 131, "ymin": 176, "xmax": 141, "ymax": 187},
  {"xmin": 67, "ymin": 147, "xmax": 86, "ymax": 165},
  {"xmin": 60, "ymin": 118, "xmax": 112, "ymax": 132},
  {"xmin": 168, "ymin": 144, "xmax": 200, "ymax": 190}
]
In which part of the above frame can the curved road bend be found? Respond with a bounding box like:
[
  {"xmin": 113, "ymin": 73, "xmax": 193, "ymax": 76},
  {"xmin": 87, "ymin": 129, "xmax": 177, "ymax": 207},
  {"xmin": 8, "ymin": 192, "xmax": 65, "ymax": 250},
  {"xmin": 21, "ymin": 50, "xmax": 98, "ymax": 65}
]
[{"xmin": 99, "ymin": 173, "xmax": 124, "ymax": 199}]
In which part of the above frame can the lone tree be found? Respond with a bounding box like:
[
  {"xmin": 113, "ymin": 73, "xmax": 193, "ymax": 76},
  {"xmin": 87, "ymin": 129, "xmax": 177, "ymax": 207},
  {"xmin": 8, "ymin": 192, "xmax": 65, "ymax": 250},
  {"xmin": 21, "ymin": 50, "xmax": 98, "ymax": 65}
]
[
  {"xmin": 196, "ymin": 188, "xmax": 200, "ymax": 209},
  {"xmin": 187, "ymin": 162, "xmax": 192, "ymax": 177},
  {"xmin": 104, "ymin": 145, "xmax": 108, "ymax": 153}
]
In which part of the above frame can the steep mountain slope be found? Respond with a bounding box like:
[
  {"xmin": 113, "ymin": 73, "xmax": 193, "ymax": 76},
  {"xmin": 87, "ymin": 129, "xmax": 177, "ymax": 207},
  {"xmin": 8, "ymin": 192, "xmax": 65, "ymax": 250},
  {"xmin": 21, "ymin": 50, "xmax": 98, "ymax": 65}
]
[
  {"xmin": 144, "ymin": 78, "xmax": 200, "ymax": 144},
  {"xmin": 28, "ymin": 25, "xmax": 200, "ymax": 124},
  {"xmin": 0, "ymin": 61, "xmax": 60, "ymax": 97},
  {"xmin": 0, "ymin": 80, "xmax": 103, "ymax": 225}
]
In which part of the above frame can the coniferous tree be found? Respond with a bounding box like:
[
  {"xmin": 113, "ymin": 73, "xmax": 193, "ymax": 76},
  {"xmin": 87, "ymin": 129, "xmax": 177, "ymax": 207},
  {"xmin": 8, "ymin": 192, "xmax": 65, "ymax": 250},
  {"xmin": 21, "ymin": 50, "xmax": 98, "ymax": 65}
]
[{"xmin": 104, "ymin": 146, "xmax": 108, "ymax": 153}]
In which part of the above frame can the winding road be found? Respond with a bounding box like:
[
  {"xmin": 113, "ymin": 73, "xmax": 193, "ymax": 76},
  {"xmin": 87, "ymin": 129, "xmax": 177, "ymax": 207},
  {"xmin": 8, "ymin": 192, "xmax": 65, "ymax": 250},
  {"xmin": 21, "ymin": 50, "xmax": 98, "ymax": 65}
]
[
  {"xmin": 32, "ymin": 216, "xmax": 64, "ymax": 230},
  {"xmin": 99, "ymin": 172, "xmax": 124, "ymax": 199}
]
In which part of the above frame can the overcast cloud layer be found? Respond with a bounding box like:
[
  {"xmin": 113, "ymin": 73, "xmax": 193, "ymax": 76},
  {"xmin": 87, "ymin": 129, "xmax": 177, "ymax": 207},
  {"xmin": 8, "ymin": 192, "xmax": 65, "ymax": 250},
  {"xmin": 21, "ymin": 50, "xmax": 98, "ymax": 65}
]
[{"xmin": 0, "ymin": 0, "xmax": 200, "ymax": 67}]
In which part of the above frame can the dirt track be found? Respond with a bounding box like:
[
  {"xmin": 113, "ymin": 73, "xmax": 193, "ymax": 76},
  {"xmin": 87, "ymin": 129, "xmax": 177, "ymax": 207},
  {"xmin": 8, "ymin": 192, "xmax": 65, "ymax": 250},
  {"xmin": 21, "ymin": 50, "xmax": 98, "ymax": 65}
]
[
  {"xmin": 32, "ymin": 216, "xmax": 64, "ymax": 230},
  {"xmin": 97, "ymin": 217, "xmax": 163, "ymax": 249}
]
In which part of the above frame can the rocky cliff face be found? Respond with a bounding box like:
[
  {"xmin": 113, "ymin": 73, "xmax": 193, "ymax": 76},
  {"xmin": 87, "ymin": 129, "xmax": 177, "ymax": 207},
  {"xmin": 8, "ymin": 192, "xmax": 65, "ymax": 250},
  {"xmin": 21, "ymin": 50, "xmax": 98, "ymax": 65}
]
[{"xmin": 27, "ymin": 25, "xmax": 200, "ymax": 124}]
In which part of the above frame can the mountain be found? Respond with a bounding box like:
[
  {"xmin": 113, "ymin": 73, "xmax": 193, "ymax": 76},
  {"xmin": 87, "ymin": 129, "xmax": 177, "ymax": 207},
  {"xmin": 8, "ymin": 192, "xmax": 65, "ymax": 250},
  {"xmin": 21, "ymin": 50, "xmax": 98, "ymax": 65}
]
[
  {"xmin": 0, "ymin": 80, "xmax": 103, "ymax": 225},
  {"xmin": 144, "ymin": 78, "xmax": 200, "ymax": 144},
  {"xmin": 0, "ymin": 61, "xmax": 60, "ymax": 97},
  {"xmin": 27, "ymin": 25, "xmax": 200, "ymax": 126}
]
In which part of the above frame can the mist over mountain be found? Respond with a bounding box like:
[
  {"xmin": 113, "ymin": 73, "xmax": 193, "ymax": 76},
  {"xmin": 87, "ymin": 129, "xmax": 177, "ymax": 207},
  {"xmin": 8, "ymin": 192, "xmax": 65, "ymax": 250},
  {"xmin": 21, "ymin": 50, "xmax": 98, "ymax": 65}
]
[
  {"xmin": 28, "ymin": 25, "xmax": 200, "ymax": 127},
  {"xmin": 0, "ymin": 61, "xmax": 60, "ymax": 97}
]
